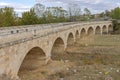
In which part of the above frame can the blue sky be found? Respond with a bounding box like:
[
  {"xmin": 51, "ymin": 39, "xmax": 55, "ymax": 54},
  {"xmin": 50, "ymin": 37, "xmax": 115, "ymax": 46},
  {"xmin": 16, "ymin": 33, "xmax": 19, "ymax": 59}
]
[{"xmin": 0, "ymin": 0, "xmax": 120, "ymax": 14}]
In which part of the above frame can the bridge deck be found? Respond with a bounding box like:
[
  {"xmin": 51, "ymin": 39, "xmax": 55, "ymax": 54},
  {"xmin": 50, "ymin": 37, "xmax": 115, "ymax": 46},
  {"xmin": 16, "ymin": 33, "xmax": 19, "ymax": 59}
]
[{"xmin": 0, "ymin": 21, "xmax": 112, "ymax": 49}]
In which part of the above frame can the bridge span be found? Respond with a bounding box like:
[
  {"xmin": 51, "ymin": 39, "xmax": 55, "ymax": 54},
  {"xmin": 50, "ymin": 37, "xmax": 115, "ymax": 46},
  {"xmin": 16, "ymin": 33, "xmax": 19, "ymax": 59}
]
[{"xmin": 0, "ymin": 21, "xmax": 113, "ymax": 80}]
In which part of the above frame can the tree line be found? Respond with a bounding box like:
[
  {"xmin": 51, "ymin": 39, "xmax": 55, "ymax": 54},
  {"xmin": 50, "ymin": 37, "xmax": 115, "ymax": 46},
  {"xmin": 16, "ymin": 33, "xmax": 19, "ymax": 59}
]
[
  {"xmin": 110, "ymin": 7, "xmax": 120, "ymax": 34},
  {"xmin": 0, "ymin": 4, "xmax": 92, "ymax": 27},
  {"xmin": 0, "ymin": 4, "xmax": 120, "ymax": 27}
]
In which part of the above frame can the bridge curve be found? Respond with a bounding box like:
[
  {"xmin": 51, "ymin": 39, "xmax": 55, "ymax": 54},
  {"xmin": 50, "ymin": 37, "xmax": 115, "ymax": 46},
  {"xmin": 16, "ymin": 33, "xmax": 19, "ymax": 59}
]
[{"xmin": 0, "ymin": 21, "xmax": 113, "ymax": 80}]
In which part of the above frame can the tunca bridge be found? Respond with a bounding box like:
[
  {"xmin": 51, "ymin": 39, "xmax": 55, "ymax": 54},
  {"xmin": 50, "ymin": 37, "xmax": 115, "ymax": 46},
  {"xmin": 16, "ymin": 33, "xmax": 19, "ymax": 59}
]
[{"xmin": 0, "ymin": 21, "xmax": 113, "ymax": 80}]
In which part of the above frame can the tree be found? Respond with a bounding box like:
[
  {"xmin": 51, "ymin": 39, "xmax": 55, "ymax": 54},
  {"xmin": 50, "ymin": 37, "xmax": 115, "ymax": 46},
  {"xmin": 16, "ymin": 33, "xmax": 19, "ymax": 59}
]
[
  {"xmin": 43, "ymin": 7, "xmax": 54, "ymax": 23},
  {"xmin": 84, "ymin": 8, "xmax": 91, "ymax": 20},
  {"xmin": 68, "ymin": 3, "xmax": 82, "ymax": 21},
  {"xmin": 58, "ymin": 7, "xmax": 68, "ymax": 22},
  {"xmin": 111, "ymin": 7, "xmax": 120, "ymax": 19},
  {"xmin": 51, "ymin": 7, "xmax": 68, "ymax": 22},
  {"xmin": 21, "ymin": 9, "xmax": 39, "ymax": 25},
  {"xmin": 33, "ymin": 3, "xmax": 45, "ymax": 17},
  {"xmin": 99, "ymin": 12, "xmax": 105, "ymax": 18},
  {"xmin": 0, "ymin": 7, "xmax": 16, "ymax": 27},
  {"xmin": 42, "ymin": 7, "xmax": 68, "ymax": 23},
  {"xmin": 105, "ymin": 10, "xmax": 111, "ymax": 17}
]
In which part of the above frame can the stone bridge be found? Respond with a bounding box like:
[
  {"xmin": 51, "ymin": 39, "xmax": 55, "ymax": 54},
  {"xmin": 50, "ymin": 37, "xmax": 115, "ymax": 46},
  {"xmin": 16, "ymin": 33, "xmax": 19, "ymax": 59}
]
[{"xmin": 0, "ymin": 21, "xmax": 113, "ymax": 80}]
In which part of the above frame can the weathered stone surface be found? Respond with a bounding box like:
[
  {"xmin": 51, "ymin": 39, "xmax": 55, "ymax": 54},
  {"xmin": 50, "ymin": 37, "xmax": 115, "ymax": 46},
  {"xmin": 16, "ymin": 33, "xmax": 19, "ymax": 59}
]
[
  {"xmin": 0, "ymin": 74, "xmax": 12, "ymax": 80},
  {"xmin": 0, "ymin": 21, "xmax": 113, "ymax": 79}
]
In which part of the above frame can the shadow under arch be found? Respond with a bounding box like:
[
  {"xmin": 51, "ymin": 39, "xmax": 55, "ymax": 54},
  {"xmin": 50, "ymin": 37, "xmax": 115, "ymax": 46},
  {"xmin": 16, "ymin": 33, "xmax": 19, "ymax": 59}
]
[
  {"xmin": 18, "ymin": 47, "xmax": 46, "ymax": 78},
  {"xmin": 102, "ymin": 25, "xmax": 107, "ymax": 34},
  {"xmin": 51, "ymin": 37, "xmax": 65, "ymax": 60},
  {"xmin": 87, "ymin": 27, "xmax": 94, "ymax": 36},
  {"xmin": 75, "ymin": 30, "xmax": 79, "ymax": 40},
  {"xmin": 67, "ymin": 32, "xmax": 74, "ymax": 46},
  {"xmin": 108, "ymin": 24, "xmax": 113, "ymax": 34},
  {"xmin": 95, "ymin": 26, "xmax": 101, "ymax": 35},
  {"xmin": 80, "ymin": 28, "xmax": 86, "ymax": 38}
]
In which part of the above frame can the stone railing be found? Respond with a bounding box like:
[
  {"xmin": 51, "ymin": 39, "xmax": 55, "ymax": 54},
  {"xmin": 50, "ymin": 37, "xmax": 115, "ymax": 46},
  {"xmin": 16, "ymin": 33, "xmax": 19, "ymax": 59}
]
[
  {"xmin": 0, "ymin": 21, "xmax": 112, "ymax": 48},
  {"xmin": 0, "ymin": 22, "xmax": 78, "ymax": 36},
  {"xmin": 0, "ymin": 21, "xmax": 112, "ymax": 36},
  {"xmin": 0, "ymin": 24, "xmax": 75, "ymax": 48}
]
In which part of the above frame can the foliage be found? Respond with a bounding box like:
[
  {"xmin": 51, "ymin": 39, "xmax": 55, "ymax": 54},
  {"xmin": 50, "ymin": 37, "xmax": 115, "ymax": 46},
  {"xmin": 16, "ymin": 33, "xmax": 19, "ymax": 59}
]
[
  {"xmin": 21, "ymin": 9, "xmax": 39, "ymax": 25},
  {"xmin": 68, "ymin": 3, "xmax": 82, "ymax": 21},
  {"xmin": 43, "ymin": 7, "xmax": 68, "ymax": 23},
  {"xmin": 110, "ymin": 7, "xmax": 120, "ymax": 34},
  {"xmin": 112, "ymin": 20, "xmax": 120, "ymax": 34},
  {"xmin": 84, "ymin": 8, "xmax": 91, "ymax": 20},
  {"xmin": 105, "ymin": 10, "xmax": 111, "ymax": 17},
  {"xmin": 0, "ymin": 4, "xmax": 93, "ymax": 27},
  {"xmin": 111, "ymin": 7, "xmax": 120, "ymax": 19},
  {"xmin": 99, "ymin": 12, "xmax": 105, "ymax": 18},
  {"xmin": 0, "ymin": 7, "xmax": 16, "ymax": 27},
  {"xmin": 3, "ymin": 4, "xmax": 120, "ymax": 27}
]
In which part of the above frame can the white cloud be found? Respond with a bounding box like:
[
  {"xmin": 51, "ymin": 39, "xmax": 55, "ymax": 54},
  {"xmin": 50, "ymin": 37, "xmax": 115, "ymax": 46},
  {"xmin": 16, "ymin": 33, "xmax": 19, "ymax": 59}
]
[
  {"xmin": 36, "ymin": 0, "xmax": 120, "ymax": 14},
  {"xmin": 0, "ymin": 2, "xmax": 31, "ymax": 13},
  {"xmin": 0, "ymin": 0, "xmax": 119, "ymax": 15},
  {"xmin": 76, "ymin": 0, "xmax": 103, "ymax": 4},
  {"xmin": 0, "ymin": 2, "xmax": 9, "ymax": 6},
  {"xmin": 117, "ymin": 2, "xmax": 120, "ymax": 7}
]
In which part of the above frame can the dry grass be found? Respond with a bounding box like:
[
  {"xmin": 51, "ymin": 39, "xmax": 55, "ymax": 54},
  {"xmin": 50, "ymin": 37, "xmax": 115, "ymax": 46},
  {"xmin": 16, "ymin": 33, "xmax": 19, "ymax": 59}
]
[{"xmin": 19, "ymin": 35, "xmax": 120, "ymax": 80}]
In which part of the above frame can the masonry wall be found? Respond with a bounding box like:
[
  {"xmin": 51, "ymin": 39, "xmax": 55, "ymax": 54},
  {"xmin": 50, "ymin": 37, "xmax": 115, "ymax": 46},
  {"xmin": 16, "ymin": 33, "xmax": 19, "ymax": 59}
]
[{"xmin": 0, "ymin": 21, "xmax": 113, "ymax": 80}]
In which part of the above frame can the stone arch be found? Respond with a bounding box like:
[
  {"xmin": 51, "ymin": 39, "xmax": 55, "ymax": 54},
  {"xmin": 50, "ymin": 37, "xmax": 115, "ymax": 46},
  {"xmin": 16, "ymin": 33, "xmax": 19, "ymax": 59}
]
[
  {"xmin": 108, "ymin": 24, "xmax": 113, "ymax": 34},
  {"xmin": 102, "ymin": 25, "xmax": 107, "ymax": 34},
  {"xmin": 51, "ymin": 37, "xmax": 65, "ymax": 60},
  {"xmin": 75, "ymin": 30, "xmax": 79, "ymax": 40},
  {"xmin": 87, "ymin": 27, "xmax": 94, "ymax": 36},
  {"xmin": 18, "ymin": 46, "xmax": 46, "ymax": 79},
  {"xmin": 67, "ymin": 32, "xmax": 74, "ymax": 46},
  {"xmin": 95, "ymin": 26, "xmax": 101, "ymax": 35},
  {"xmin": 80, "ymin": 28, "xmax": 86, "ymax": 38}
]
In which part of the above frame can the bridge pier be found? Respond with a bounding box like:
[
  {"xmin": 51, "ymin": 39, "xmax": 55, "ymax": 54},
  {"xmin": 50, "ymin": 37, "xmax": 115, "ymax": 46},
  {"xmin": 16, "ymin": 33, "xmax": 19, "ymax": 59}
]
[
  {"xmin": 107, "ymin": 27, "xmax": 109, "ymax": 34},
  {"xmin": 45, "ymin": 54, "xmax": 52, "ymax": 64},
  {"xmin": 64, "ymin": 43, "xmax": 67, "ymax": 51},
  {"xmin": 0, "ymin": 73, "xmax": 20, "ymax": 80}
]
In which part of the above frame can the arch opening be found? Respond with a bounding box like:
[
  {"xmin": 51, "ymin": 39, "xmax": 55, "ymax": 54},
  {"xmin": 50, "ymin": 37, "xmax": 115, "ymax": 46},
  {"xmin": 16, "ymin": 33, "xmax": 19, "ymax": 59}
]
[
  {"xmin": 80, "ymin": 28, "xmax": 86, "ymax": 38},
  {"xmin": 18, "ymin": 47, "xmax": 45, "ymax": 78},
  {"xmin": 108, "ymin": 25, "xmax": 113, "ymax": 34},
  {"xmin": 95, "ymin": 26, "xmax": 101, "ymax": 35},
  {"xmin": 51, "ymin": 37, "xmax": 65, "ymax": 60},
  {"xmin": 87, "ymin": 27, "xmax": 94, "ymax": 36},
  {"xmin": 67, "ymin": 32, "xmax": 74, "ymax": 46},
  {"xmin": 102, "ymin": 25, "xmax": 107, "ymax": 34},
  {"xmin": 75, "ymin": 30, "xmax": 79, "ymax": 40}
]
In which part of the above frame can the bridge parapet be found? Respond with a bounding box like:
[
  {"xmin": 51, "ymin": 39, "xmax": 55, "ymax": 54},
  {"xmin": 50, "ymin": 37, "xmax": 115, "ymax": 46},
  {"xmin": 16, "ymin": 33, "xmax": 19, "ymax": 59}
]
[
  {"xmin": 0, "ymin": 21, "xmax": 112, "ymax": 49},
  {"xmin": 0, "ymin": 22, "xmax": 77, "ymax": 36},
  {"xmin": 0, "ymin": 21, "xmax": 112, "ymax": 36}
]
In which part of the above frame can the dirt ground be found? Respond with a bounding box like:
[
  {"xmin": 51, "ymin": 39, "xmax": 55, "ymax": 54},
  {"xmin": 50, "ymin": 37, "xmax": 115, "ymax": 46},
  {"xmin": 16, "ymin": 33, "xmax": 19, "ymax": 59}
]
[{"xmin": 19, "ymin": 35, "xmax": 120, "ymax": 80}]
